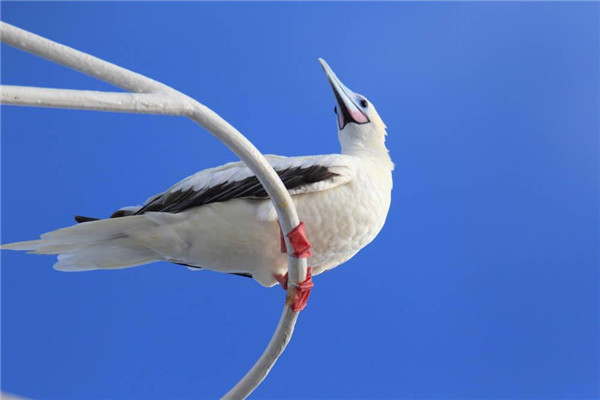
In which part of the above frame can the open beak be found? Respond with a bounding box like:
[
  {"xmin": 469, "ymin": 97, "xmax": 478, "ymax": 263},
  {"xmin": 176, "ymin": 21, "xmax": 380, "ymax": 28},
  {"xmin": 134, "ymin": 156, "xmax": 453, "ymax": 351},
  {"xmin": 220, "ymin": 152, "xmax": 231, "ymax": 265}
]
[{"xmin": 319, "ymin": 58, "xmax": 369, "ymax": 130}]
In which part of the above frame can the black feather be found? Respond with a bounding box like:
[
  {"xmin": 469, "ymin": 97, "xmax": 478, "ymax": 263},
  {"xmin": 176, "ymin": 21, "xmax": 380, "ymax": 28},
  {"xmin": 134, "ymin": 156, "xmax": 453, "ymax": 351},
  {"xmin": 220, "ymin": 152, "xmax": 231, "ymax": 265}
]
[
  {"xmin": 74, "ymin": 216, "xmax": 99, "ymax": 223},
  {"xmin": 134, "ymin": 165, "xmax": 338, "ymax": 215},
  {"xmin": 75, "ymin": 165, "xmax": 338, "ymax": 223},
  {"xmin": 174, "ymin": 262, "xmax": 252, "ymax": 278}
]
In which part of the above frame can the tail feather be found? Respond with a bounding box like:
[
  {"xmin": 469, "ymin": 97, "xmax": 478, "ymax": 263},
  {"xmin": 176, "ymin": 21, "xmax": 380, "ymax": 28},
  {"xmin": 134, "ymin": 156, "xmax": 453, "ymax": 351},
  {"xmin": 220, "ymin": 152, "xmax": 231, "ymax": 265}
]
[
  {"xmin": 54, "ymin": 239, "xmax": 157, "ymax": 271},
  {"xmin": 1, "ymin": 216, "xmax": 160, "ymax": 271},
  {"xmin": 39, "ymin": 216, "xmax": 150, "ymax": 243}
]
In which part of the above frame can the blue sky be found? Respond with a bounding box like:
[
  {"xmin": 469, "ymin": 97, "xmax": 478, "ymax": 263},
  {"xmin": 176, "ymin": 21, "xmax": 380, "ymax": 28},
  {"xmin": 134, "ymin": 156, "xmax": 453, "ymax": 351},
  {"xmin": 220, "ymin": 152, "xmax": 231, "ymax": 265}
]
[{"xmin": 1, "ymin": 2, "xmax": 598, "ymax": 399}]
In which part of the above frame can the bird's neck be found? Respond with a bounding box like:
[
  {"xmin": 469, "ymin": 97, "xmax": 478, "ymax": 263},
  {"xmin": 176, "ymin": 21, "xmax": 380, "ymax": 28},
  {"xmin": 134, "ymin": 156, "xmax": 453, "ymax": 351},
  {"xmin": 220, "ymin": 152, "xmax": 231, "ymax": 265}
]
[
  {"xmin": 339, "ymin": 128, "xmax": 393, "ymax": 171},
  {"xmin": 341, "ymin": 141, "xmax": 392, "ymax": 166}
]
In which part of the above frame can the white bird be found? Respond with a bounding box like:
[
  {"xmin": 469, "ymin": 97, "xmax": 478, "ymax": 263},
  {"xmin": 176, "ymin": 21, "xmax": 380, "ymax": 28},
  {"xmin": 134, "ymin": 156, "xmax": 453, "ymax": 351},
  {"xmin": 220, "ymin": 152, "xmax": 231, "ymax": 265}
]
[{"xmin": 2, "ymin": 59, "xmax": 393, "ymax": 300}]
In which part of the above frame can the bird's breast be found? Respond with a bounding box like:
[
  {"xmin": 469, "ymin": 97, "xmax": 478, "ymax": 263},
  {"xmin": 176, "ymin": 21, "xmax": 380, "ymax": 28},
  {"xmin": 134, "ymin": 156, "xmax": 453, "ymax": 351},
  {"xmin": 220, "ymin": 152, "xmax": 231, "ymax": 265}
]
[{"xmin": 295, "ymin": 162, "xmax": 392, "ymax": 274}]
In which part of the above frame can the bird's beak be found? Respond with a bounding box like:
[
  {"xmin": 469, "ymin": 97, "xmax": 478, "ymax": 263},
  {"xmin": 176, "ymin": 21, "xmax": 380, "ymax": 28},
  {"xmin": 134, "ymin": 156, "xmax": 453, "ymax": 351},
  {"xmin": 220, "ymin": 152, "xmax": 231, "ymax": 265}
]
[{"xmin": 319, "ymin": 58, "xmax": 369, "ymax": 130}]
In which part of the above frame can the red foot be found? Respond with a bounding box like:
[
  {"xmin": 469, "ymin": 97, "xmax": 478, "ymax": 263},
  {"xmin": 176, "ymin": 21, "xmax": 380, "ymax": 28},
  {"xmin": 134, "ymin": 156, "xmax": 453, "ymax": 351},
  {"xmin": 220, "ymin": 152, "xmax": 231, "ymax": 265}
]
[
  {"xmin": 274, "ymin": 266, "xmax": 314, "ymax": 312},
  {"xmin": 279, "ymin": 222, "xmax": 312, "ymax": 258}
]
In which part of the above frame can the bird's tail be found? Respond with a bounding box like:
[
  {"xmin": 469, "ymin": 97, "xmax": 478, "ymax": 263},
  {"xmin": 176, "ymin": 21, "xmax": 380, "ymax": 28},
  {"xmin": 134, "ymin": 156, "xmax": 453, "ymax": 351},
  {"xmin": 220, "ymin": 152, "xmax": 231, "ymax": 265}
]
[{"xmin": 1, "ymin": 216, "xmax": 160, "ymax": 271}]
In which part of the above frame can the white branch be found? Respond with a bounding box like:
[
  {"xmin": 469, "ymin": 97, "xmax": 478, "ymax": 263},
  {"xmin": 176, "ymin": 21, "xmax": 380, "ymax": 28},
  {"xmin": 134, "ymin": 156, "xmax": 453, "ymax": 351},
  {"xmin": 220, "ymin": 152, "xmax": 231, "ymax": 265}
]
[
  {"xmin": 0, "ymin": 21, "xmax": 309, "ymax": 399},
  {"xmin": 1, "ymin": 86, "xmax": 188, "ymax": 115},
  {"xmin": 0, "ymin": 22, "xmax": 174, "ymax": 95}
]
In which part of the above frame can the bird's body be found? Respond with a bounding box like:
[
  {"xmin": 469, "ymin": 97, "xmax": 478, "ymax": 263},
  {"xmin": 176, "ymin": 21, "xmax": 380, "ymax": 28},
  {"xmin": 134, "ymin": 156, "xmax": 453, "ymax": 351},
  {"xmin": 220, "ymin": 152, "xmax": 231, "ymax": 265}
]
[{"xmin": 2, "ymin": 59, "xmax": 393, "ymax": 288}]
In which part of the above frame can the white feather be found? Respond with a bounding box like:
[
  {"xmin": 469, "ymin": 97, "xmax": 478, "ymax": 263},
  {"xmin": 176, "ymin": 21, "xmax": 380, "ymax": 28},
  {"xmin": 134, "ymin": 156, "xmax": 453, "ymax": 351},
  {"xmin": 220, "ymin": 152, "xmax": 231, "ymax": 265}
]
[{"xmin": 2, "ymin": 80, "xmax": 394, "ymax": 288}]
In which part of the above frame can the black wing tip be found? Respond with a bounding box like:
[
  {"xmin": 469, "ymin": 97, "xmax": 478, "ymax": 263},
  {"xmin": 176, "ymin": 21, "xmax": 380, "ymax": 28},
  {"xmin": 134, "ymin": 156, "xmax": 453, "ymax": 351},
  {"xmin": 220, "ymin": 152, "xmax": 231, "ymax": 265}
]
[
  {"xmin": 173, "ymin": 262, "xmax": 252, "ymax": 279},
  {"xmin": 74, "ymin": 215, "xmax": 100, "ymax": 223},
  {"xmin": 110, "ymin": 209, "xmax": 137, "ymax": 218}
]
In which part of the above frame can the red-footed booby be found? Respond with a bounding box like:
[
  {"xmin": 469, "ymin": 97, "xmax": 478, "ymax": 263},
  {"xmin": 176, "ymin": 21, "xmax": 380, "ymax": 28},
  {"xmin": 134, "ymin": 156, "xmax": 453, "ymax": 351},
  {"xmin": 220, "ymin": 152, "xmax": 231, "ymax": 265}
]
[{"xmin": 2, "ymin": 59, "xmax": 393, "ymax": 309}]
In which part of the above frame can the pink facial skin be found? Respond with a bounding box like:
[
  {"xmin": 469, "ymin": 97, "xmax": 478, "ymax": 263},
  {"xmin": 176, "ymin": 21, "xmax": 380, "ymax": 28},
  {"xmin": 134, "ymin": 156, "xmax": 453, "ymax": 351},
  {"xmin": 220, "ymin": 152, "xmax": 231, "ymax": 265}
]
[{"xmin": 349, "ymin": 107, "xmax": 369, "ymax": 124}]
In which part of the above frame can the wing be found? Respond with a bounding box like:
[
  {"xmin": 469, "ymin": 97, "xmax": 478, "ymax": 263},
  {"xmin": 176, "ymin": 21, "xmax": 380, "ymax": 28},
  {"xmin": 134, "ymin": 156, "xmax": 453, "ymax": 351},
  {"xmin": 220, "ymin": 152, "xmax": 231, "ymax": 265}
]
[{"xmin": 131, "ymin": 154, "xmax": 356, "ymax": 215}]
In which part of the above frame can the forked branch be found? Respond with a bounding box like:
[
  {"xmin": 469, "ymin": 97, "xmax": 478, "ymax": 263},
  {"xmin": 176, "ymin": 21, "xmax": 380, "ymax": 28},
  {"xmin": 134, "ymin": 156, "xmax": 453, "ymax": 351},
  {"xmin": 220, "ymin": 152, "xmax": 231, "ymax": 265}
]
[{"xmin": 0, "ymin": 21, "xmax": 309, "ymax": 399}]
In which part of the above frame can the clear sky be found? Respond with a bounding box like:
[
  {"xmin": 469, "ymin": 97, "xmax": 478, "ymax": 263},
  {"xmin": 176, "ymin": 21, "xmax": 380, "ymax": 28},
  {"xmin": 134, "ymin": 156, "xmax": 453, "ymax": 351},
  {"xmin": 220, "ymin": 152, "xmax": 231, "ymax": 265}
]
[{"xmin": 1, "ymin": 2, "xmax": 598, "ymax": 399}]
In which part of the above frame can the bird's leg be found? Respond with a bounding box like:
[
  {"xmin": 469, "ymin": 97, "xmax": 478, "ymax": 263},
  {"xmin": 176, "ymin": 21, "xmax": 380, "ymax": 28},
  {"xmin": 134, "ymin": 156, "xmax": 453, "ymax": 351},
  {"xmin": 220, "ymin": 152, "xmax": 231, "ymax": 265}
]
[
  {"xmin": 279, "ymin": 221, "xmax": 312, "ymax": 258},
  {"xmin": 276, "ymin": 221, "xmax": 313, "ymax": 311},
  {"xmin": 274, "ymin": 271, "xmax": 288, "ymax": 290}
]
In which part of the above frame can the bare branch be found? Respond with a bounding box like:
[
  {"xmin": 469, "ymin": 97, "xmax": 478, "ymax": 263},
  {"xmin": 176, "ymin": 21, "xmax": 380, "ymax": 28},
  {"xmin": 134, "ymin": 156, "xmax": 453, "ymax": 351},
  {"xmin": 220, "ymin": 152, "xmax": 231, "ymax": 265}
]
[
  {"xmin": 1, "ymin": 21, "xmax": 309, "ymax": 399},
  {"xmin": 1, "ymin": 86, "xmax": 188, "ymax": 115},
  {"xmin": 1, "ymin": 22, "xmax": 174, "ymax": 94}
]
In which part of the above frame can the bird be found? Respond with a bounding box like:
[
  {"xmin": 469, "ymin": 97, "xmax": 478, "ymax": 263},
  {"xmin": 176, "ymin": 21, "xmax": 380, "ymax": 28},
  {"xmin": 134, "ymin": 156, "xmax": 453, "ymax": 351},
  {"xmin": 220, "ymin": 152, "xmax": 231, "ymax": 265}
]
[{"xmin": 2, "ymin": 59, "xmax": 393, "ymax": 305}]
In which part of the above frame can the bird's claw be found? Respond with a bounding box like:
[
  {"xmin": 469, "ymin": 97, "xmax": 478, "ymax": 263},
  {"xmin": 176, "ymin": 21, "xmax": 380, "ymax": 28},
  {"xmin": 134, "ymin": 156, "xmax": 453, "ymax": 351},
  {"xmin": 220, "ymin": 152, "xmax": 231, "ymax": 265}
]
[{"xmin": 275, "ymin": 266, "xmax": 314, "ymax": 312}]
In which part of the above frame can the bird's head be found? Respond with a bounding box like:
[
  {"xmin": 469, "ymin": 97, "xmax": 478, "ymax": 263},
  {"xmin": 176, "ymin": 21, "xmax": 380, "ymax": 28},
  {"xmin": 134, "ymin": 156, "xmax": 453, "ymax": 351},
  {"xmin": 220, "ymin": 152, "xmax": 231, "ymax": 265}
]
[{"xmin": 319, "ymin": 58, "xmax": 388, "ymax": 159}]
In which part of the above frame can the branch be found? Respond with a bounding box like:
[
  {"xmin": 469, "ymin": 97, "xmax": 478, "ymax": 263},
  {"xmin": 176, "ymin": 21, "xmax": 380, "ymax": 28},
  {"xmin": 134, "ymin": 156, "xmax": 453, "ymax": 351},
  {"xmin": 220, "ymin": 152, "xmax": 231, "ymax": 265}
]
[
  {"xmin": 1, "ymin": 86, "xmax": 188, "ymax": 115},
  {"xmin": 1, "ymin": 21, "xmax": 309, "ymax": 399},
  {"xmin": 0, "ymin": 21, "xmax": 174, "ymax": 94}
]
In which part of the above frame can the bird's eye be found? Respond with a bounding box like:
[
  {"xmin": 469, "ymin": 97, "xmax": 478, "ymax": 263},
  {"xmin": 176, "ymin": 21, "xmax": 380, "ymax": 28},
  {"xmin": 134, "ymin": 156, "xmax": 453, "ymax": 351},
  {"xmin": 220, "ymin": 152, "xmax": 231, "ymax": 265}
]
[
  {"xmin": 360, "ymin": 99, "xmax": 368, "ymax": 108},
  {"xmin": 334, "ymin": 106, "xmax": 337, "ymax": 114}
]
